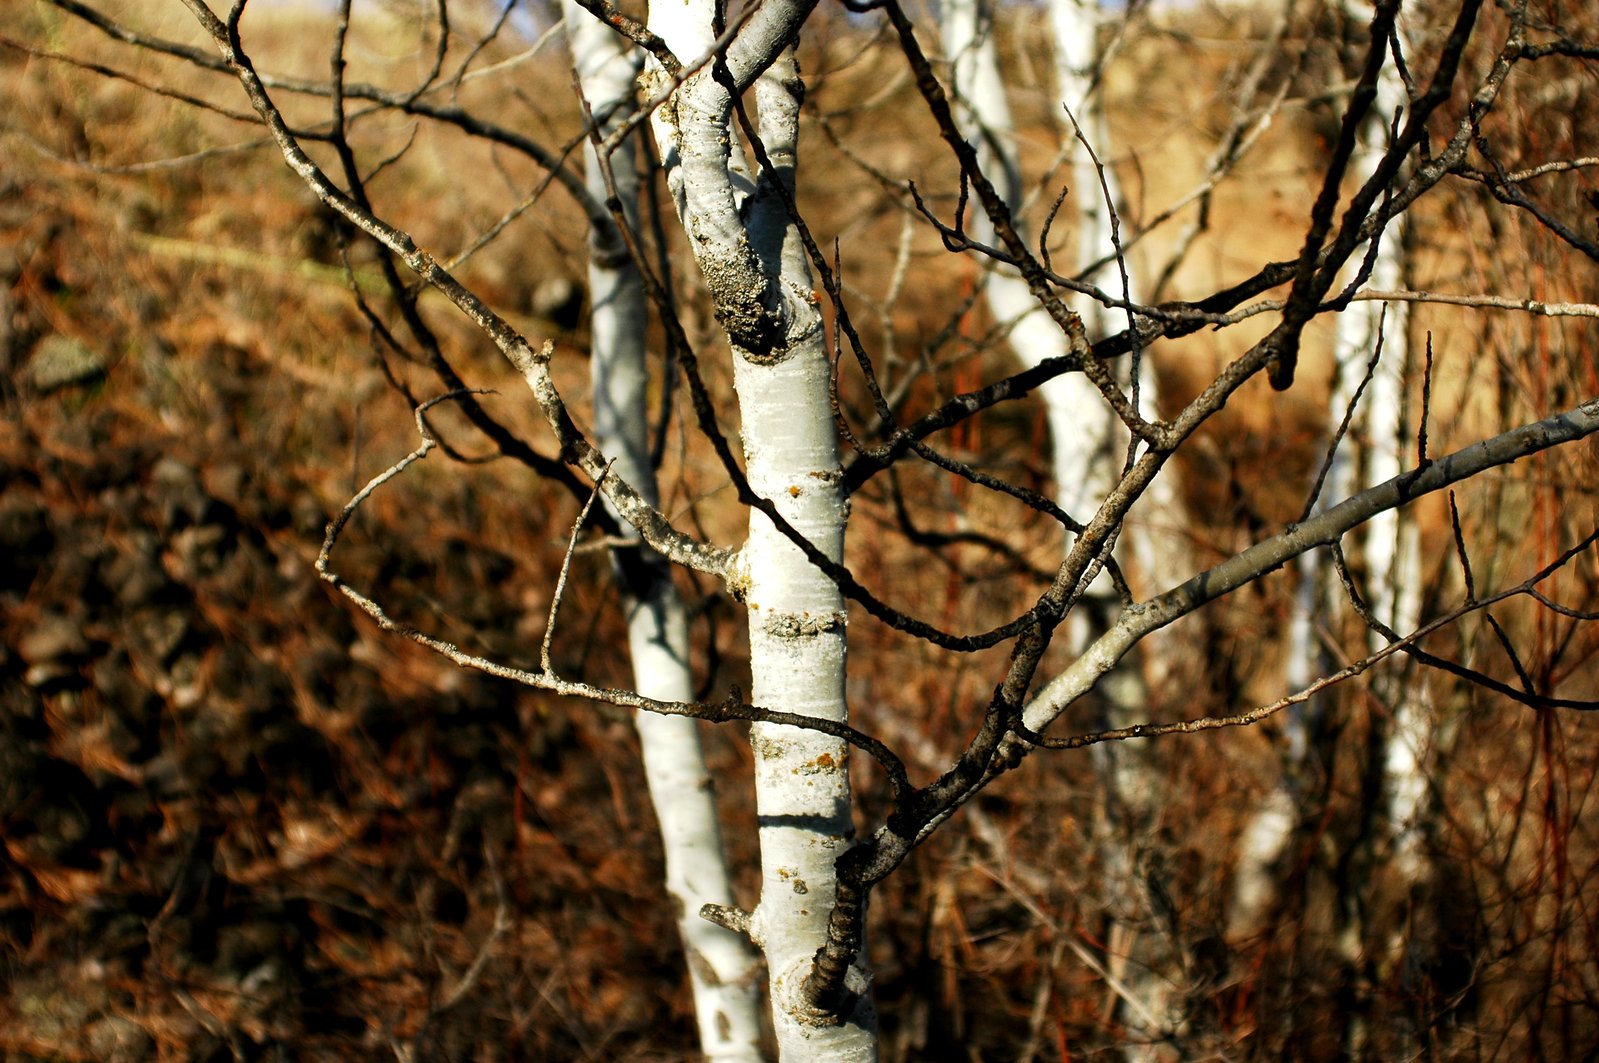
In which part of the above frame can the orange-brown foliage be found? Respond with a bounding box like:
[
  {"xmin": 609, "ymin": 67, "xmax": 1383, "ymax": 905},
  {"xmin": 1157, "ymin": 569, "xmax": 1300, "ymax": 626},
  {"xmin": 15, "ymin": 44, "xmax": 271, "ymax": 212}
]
[{"xmin": 3, "ymin": 1, "xmax": 1598, "ymax": 1059}]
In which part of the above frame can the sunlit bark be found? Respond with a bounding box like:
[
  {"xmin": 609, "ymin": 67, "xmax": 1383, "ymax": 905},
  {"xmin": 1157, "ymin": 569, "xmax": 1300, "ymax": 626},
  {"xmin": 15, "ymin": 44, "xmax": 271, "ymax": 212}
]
[
  {"xmin": 940, "ymin": 1, "xmax": 1189, "ymax": 1050},
  {"xmin": 643, "ymin": 2, "xmax": 875, "ymax": 1057},
  {"xmin": 564, "ymin": 7, "xmax": 765, "ymax": 1058}
]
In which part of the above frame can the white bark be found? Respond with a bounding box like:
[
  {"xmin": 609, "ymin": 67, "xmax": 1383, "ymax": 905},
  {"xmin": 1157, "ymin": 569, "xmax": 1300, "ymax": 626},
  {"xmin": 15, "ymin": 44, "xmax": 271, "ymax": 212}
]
[
  {"xmin": 1344, "ymin": 188, "xmax": 1433, "ymax": 884},
  {"xmin": 1049, "ymin": 3, "xmax": 1180, "ymax": 1048},
  {"xmin": 565, "ymin": 9, "xmax": 765, "ymax": 1059},
  {"xmin": 1346, "ymin": 106, "xmax": 1433, "ymax": 889},
  {"xmin": 643, "ymin": 3, "xmax": 875, "ymax": 1057},
  {"xmin": 1051, "ymin": 0, "xmax": 1114, "ymax": 340},
  {"xmin": 1326, "ymin": 34, "xmax": 1435, "ymax": 1057},
  {"xmin": 1051, "ymin": 0, "xmax": 1190, "ymax": 611},
  {"xmin": 1228, "ymin": 787, "xmax": 1296, "ymax": 935},
  {"xmin": 941, "ymin": 2, "xmax": 1186, "ymax": 1052},
  {"xmin": 1231, "ymin": 7, "xmax": 1434, "ymax": 947},
  {"xmin": 942, "ymin": 0, "xmax": 1119, "ymax": 553}
]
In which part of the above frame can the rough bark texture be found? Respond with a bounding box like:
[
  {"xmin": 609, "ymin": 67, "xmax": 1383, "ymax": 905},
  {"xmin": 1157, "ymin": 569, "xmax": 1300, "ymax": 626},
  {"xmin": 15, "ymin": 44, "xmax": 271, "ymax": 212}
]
[{"xmin": 644, "ymin": 3, "xmax": 876, "ymax": 1057}]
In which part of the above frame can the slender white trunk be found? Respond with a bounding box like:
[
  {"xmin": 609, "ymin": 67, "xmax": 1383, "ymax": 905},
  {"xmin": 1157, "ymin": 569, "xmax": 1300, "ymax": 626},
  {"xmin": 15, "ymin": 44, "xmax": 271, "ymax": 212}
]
[
  {"xmin": 942, "ymin": 2, "xmax": 1184, "ymax": 1053},
  {"xmin": 1050, "ymin": 0, "xmax": 1188, "ymax": 614},
  {"xmin": 1328, "ymin": 45, "xmax": 1437, "ymax": 1051},
  {"xmin": 1331, "ymin": 6, "xmax": 1433, "ymax": 884},
  {"xmin": 643, "ymin": 4, "xmax": 875, "ymax": 1057},
  {"xmin": 942, "ymin": 0, "xmax": 1119, "ymax": 555},
  {"xmin": 1053, "ymin": 6, "xmax": 1179, "ymax": 1045},
  {"xmin": 1229, "ymin": 341, "xmax": 1364, "ymax": 944},
  {"xmin": 1355, "ymin": 202, "xmax": 1431, "ymax": 888},
  {"xmin": 1231, "ymin": 6, "xmax": 1435, "ymax": 1000},
  {"xmin": 1051, "ymin": 0, "xmax": 1113, "ymax": 339},
  {"xmin": 565, "ymin": 10, "xmax": 764, "ymax": 1058}
]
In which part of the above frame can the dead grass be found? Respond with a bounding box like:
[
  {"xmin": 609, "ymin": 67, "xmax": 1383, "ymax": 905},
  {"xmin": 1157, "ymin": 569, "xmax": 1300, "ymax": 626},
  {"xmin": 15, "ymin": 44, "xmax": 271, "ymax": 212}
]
[{"xmin": 2, "ymin": 1, "xmax": 1597, "ymax": 1059}]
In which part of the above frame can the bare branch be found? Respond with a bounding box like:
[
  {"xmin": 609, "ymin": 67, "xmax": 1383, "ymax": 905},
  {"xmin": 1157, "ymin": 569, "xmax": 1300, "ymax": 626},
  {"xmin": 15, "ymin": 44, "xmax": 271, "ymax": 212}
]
[
  {"xmin": 313, "ymin": 398, "xmax": 917, "ymax": 801},
  {"xmin": 1026, "ymin": 395, "xmax": 1599, "ymax": 730},
  {"xmin": 543, "ymin": 463, "xmax": 613, "ymax": 675}
]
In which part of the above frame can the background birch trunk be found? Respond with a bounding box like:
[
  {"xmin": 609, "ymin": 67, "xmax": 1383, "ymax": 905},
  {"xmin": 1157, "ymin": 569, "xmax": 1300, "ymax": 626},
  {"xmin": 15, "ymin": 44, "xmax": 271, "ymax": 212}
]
[
  {"xmin": 1325, "ymin": 15, "xmax": 1440, "ymax": 1053},
  {"xmin": 563, "ymin": 8, "xmax": 765, "ymax": 1059},
  {"xmin": 1227, "ymin": 11, "xmax": 1448, "ymax": 1054},
  {"xmin": 1048, "ymin": 3, "xmax": 1190, "ymax": 1049},
  {"xmin": 940, "ymin": 1, "xmax": 1189, "ymax": 1049}
]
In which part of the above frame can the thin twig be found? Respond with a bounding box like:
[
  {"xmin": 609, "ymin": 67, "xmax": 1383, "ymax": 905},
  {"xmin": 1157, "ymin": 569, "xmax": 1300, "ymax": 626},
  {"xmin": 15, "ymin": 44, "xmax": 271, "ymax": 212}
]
[
  {"xmin": 313, "ymin": 399, "xmax": 916, "ymax": 798},
  {"xmin": 1301, "ymin": 310, "xmax": 1386, "ymax": 523},
  {"xmin": 543, "ymin": 462, "xmax": 613, "ymax": 674}
]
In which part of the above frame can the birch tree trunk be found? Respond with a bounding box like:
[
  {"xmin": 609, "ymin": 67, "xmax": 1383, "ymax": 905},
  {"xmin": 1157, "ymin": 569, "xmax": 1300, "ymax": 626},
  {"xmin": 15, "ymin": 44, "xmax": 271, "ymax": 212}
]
[
  {"xmin": 940, "ymin": 1, "xmax": 1186, "ymax": 1052},
  {"xmin": 941, "ymin": 0, "xmax": 1119, "ymax": 569},
  {"xmin": 564, "ymin": 9, "xmax": 765, "ymax": 1059},
  {"xmin": 642, "ymin": 3, "xmax": 876, "ymax": 1057},
  {"xmin": 1051, "ymin": 6, "xmax": 1183, "ymax": 1047},
  {"xmin": 1229, "ymin": 14, "xmax": 1440, "ymax": 1053},
  {"xmin": 1330, "ymin": 23, "xmax": 1438, "ymax": 1055}
]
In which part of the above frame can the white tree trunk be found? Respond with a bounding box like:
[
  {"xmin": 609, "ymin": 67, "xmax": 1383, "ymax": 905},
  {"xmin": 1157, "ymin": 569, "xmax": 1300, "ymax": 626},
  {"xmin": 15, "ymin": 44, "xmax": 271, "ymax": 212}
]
[
  {"xmin": 642, "ymin": 3, "xmax": 876, "ymax": 1057},
  {"xmin": 1335, "ymin": 44, "xmax": 1432, "ymax": 1059},
  {"xmin": 1051, "ymin": 5, "xmax": 1181, "ymax": 1049},
  {"xmin": 1331, "ymin": 7, "xmax": 1432, "ymax": 885},
  {"xmin": 1051, "ymin": 0, "xmax": 1189, "ymax": 613},
  {"xmin": 941, "ymin": 2, "xmax": 1186, "ymax": 1053},
  {"xmin": 1230, "ymin": 3, "xmax": 1436, "ymax": 989},
  {"xmin": 1051, "ymin": 0, "xmax": 1114, "ymax": 339},
  {"xmin": 942, "ymin": 0, "xmax": 1119, "ymax": 561},
  {"xmin": 565, "ymin": 9, "xmax": 764, "ymax": 1058},
  {"xmin": 1355, "ymin": 198, "xmax": 1431, "ymax": 891}
]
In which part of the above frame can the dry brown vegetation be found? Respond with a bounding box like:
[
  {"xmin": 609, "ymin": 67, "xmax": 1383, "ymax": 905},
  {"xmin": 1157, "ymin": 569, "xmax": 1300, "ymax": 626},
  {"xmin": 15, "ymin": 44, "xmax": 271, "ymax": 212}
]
[{"xmin": 3, "ymin": 0, "xmax": 1599, "ymax": 1059}]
